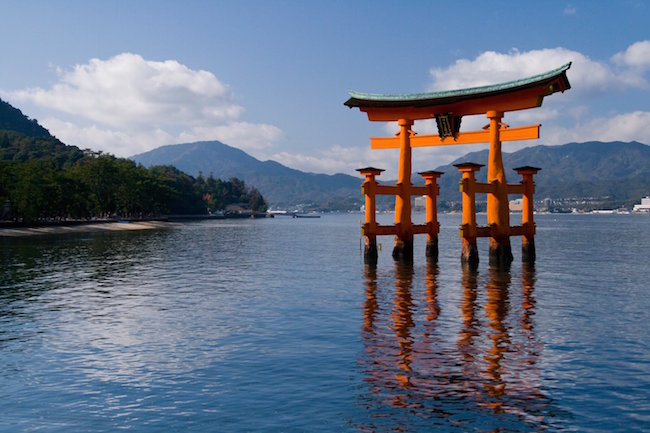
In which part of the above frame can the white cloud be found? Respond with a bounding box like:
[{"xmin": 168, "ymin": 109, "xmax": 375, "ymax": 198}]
[
  {"xmin": 542, "ymin": 111, "xmax": 650, "ymax": 145},
  {"xmin": 507, "ymin": 107, "xmax": 561, "ymax": 124},
  {"xmin": 41, "ymin": 117, "xmax": 176, "ymax": 156},
  {"xmin": 611, "ymin": 40, "xmax": 650, "ymax": 87},
  {"xmin": 271, "ymin": 141, "xmax": 490, "ymax": 180},
  {"xmin": 178, "ymin": 122, "xmax": 283, "ymax": 154},
  {"xmin": 4, "ymin": 53, "xmax": 282, "ymax": 157},
  {"xmin": 563, "ymin": 5, "xmax": 577, "ymax": 15},
  {"xmin": 612, "ymin": 40, "xmax": 650, "ymax": 69},
  {"xmin": 269, "ymin": 143, "xmax": 456, "ymax": 180},
  {"xmin": 428, "ymin": 47, "xmax": 614, "ymax": 95},
  {"xmin": 272, "ymin": 145, "xmax": 391, "ymax": 176},
  {"xmin": 415, "ymin": 44, "xmax": 650, "ymax": 157}
]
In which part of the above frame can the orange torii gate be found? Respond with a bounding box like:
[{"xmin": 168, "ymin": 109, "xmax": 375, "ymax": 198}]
[{"xmin": 345, "ymin": 63, "xmax": 571, "ymax": 263}]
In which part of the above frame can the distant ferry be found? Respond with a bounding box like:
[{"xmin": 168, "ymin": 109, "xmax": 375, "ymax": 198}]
[
  {"xmin": 591, "ymin": 209, "xmax": 630, "ymax": 215},
  {"xmin": 633, "ymin": 196, "xmax": 650, "ymax": 213},
  {"xmin": 268, "ymin": 210, "xmax": 321, "ymax": 218},
  {"xmin": 294, "ymin": 213, "xmax": 320, "ymax": 218}
]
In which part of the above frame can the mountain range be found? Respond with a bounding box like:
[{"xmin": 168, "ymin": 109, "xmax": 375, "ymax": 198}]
[{"xmin": 132, "ymin": 140, "xmax": 650, "ymax": 210}]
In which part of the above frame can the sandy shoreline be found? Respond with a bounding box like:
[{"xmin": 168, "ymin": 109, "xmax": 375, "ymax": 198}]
[{"xmin": 0, "ymin": 221, "xmax": 177, "ymax": 237}]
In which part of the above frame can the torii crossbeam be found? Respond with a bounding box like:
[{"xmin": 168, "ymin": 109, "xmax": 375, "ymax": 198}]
[{"xmin": 346, "ymin": 63, "xmax": 571, "ymax": 263}]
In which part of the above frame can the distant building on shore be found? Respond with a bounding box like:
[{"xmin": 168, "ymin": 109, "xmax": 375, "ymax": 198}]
[
  {"xmin": 414, "ymin": 195, "xmax": 426, "ymax": 211},
  {"xmin": 633, "ymin": 196, "xmax": 650, "ymax": 213},
  {"xmin": 509, "ymin": 198, "xmax": 523, "ymax": 212}
]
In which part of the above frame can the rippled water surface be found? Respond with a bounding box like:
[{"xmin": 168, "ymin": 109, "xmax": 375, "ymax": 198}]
[{"xmin": 1, "ymin": 214, "xmax": 649, "ymax": 432}]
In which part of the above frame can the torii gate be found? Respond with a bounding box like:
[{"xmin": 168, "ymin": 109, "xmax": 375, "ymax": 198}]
[{"xmin": 345, "ymin": 63, "xmax": 571, "ymax": 263}]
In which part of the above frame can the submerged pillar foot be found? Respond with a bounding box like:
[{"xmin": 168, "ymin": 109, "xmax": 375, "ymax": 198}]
[
  {"xmin": 489, "ymin": 237, "xmax": 513, "ymax": 265},
  {"xmin": 392, "ymin": 237, "xmax": 414, "ymax": 262},
  {"xmin": 522, "ymin": 236, "xmax": 536, "ymax": 263},
  {"xmin": 461, "ymin": 238, "xmax": 479, "ymax": 265},
  {"xmin": 364, "ymin": 237, "xmax": 378, "ymax": 264},
  {"xmin": 425, "ymin": 237, "xmax": 439, "ymax": 261}
]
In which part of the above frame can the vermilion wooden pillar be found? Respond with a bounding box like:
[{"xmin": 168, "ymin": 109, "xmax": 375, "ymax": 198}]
[
  {"xmin": 357, "ymin": 167, "xmax": 384, "ymax": 263},
  {"xmin": 486, "ymin": 111, "xmax": 513, "ymax": 264},
  {"xmin": 455, "ymin": 163, "xmax": 483, "ymax": 265},
  {"xmin": 393, "ymin": 119, "xmax": 414, "ymax": 261},
  {"xmin": 515, "ymin": 166, "xmax": 540, "ymax": 262},
  {"xmin": 419, "ymin": 170, "xmax": 443, "ymax": 260}
]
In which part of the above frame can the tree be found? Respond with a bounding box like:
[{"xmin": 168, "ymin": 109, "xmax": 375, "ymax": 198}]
[{"xmin": 248, "ymin": 187, "xmax": 267, "ymax": 212}]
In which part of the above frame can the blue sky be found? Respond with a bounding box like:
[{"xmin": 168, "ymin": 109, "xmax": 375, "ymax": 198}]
[{"xmin": 1, "ymin": 1, "xmax": 649, "ymax": 178}]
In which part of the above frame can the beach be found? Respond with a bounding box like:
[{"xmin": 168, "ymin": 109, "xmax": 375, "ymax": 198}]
[{"xmin": 0, "ymin": 221, "xmax": 176, "ymax": 237}]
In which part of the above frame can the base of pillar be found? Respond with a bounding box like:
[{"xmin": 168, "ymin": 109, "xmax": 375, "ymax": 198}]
[
  {"xmin": 461, "ymin": 238, "xmax": 479, "ymax": 265},
  {"xmin": 489, "ymin": 236, "xmax": 513, "ymax": 264},
  {"xmin": 522, "ymin": 236, "xmax": 536, "ymax": 262},
  {"xmin": 392, "ymin": 237, "xmax": 413, "ymax": 262},
  {"xmin": 364, "ymin": 237, "xmax": 378, "ymax": 264},
  {"xmin": 425, "ymin": 237, "xmax": 438, "ymax": 261}
]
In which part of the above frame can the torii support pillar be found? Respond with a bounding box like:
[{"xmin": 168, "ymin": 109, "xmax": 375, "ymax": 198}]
[
  {"xmin": 357, "ymin": 167, "xmax": 384, "ymax": 263},
  {"xmin": 515, "ymin": 166, "xmax": 541, "ymax": 263},
  {"xmin": 393, "ymin": 119, "xmax": 415, "ymax": 262},
  {"xmin": 419, "ymin": 170, "xmax": 443, "ymax": 260},
  {"xmin": 486, "ymin": 111, "xmax": 513, "ymax": 265},
  {"xmin": 455, "ymin": 163, "xmax": 482, "ymax": 265}
]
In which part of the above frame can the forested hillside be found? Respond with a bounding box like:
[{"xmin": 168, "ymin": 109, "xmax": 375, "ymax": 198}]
[
  {"xmin": 0, "ymin": 98, "xmax": 267, "ymax": 223},
  {"xmin": 0, "ymin": 99, "xmax": 52, "ymax": 139}
]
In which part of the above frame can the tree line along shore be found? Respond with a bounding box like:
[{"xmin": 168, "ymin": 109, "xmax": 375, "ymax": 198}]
[{"xmin": 0, "ymin": 131, "xmax": 268, "ymax": 225}]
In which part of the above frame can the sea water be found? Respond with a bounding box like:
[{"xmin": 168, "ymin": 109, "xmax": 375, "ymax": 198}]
[{"xmin": 1, "ymin": 213, "xmax": 649, "ymax": 432}]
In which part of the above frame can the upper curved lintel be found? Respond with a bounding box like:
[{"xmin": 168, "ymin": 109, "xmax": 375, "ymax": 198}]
[{"xmin": 344, "ymin": 62, "xmax": 571, "ymax": 110}]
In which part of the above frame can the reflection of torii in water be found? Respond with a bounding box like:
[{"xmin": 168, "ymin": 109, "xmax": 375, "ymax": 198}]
[
  {"xmin": 358, "ymin": 262, "xmax": 552, "ymax": 429},
  {"xmin": 360, "ymin": 261, "xmax": 443, "ymax": 413},
  {"xmin": 460, "ymin": 262, "xmax": 549, "ymax": 418}
]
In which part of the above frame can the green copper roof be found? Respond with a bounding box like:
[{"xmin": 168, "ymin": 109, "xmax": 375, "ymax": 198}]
[{"xmin": 345, "ymin": 63, "xmax": 571, "ymax": 108}]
